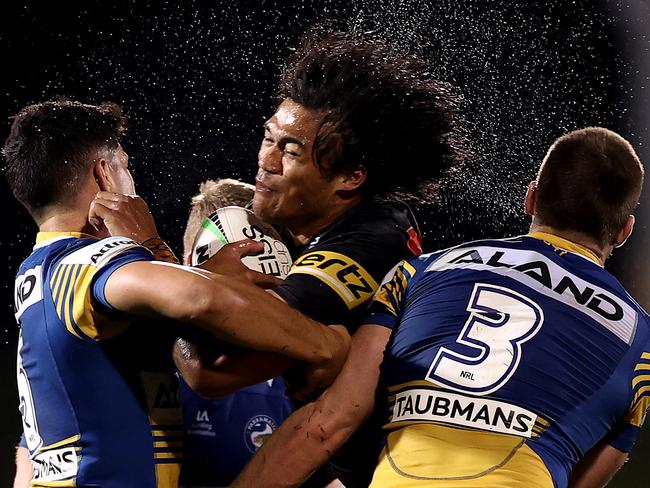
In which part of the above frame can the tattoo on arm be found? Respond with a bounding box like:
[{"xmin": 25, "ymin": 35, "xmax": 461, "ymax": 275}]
[{"xmin": 142, "ymin": 237, "xmax": 180, "ymax": 264}]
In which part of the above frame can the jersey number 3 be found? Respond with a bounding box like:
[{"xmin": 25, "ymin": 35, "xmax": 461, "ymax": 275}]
[{"xmin": 426, "ymin": 283, "xmax": 544, "ymax": 396}]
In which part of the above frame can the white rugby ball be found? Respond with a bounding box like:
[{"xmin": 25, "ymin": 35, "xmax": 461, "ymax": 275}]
[{"xmin": 190, "ymin": 206, "xmax": 292, "ymax": 279}]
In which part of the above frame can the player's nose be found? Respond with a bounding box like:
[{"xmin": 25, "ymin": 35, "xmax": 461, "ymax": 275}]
[{"xmin": 257, "ymin": 145, "xmax": 282, "ymax": 174}]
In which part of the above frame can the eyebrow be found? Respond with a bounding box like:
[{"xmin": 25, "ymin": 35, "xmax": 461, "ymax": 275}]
[{"xmin": 264, "ymin": 123, "xmax": 306, "ymax": 147}]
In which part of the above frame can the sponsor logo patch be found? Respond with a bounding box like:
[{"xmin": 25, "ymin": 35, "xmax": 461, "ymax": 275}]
[
  {"xmin": 32, "ymin": 446, "xmax": 78, "ymax": 482},
  {"xmin": 60, "ymin": 237, "xmax": 143, "ymax": 268},
  {"xmin": 289, "ymin": 251, "xmax": 378, "ymax": 309},
  {"xmin": 187, "ymin": 409, "xmax": 217, "ymax": 437},
  {"xmin": 14, "ymin": 266, "xmax": 43, "ymax": 320},
  {"xmin": 244, "ymin": 415, "xmax": 277, "ymax": 452},
  {"xmin": 426, "ymin": 246, "xmax": 637, "ymax": 344},
  {"xmin": 391, "ymin": 388, "xmax": 537, "ymax": 438},
  {"xmin": 141, "ymin": 372, "xmax": 182, "ymax": 423}
]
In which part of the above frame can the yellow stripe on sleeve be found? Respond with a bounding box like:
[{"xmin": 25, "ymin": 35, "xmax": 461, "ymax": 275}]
[
  {"xmin": 58, "ymin": 262, "xmax": 131, "ymax": 341},
  {"xmin": 634, "ymin": 363, "xmax": 650, "ymax": 372},
  {"xmin": 535, "ymin": 417, "xmax": 550, "ymax": 427},
  {"xmin": 632, "ymin": 375, "xmax": 650, "ymax": 389},
  {"xmin": 155, "ymin": 463, "xmax": 181, "ymax": 488},
  {"xmin": 31, "ymin": 479, "xmax": 77, "ymax": 487},
  {"xmin": 373, "ymin": 287, "xmax": 398, "ymax": 316},
  {"xmin": 154, "ymin": 452, "xmax": 183, "ymax": 459},
  {"xmin": 63, "ymin": 265, "xmax": 83, "ymax": 340},
  {"xmin": 402, "ymin": 261, "xmax": 416, "ymax": 277},
  {"xmin": 625, "ymin": 395, "xmax": 650, "ymax": 427},
  {"xmin": 55, "ymin": 265, "xmax": 74, "ymax": 319},
  {"xmin": 39, "ymin": 434, "xmax": 80, "ymax": 451},
  {"xmin": 154, "ymin": 440, "xmax": 183, "ymax": 449},
  {"xmin": 633, "ymin": 385, "xmax": 650, "ymax": 405},
  {"xmin": 371, "ymin": 261, "xmax": 413, "ymax": 318},
  {"xmin": 152, "ymin": 429, "xmax": 183, "ymax": 437},
  {"xmin": 71, "ymin": 264, "xmax": 101, "ymax": 340},
  {"xmin": 50, "ymin": 265, "xmax": 66, "ymax": 302}
]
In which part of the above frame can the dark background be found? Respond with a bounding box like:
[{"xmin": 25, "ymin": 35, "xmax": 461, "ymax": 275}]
[{"xmin": 1, "ymin": 0, "xmax": 649, "ymax": 485}]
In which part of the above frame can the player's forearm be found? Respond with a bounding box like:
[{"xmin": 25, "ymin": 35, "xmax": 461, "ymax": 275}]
[
  {"xmin": 196, "ymin": 274, "xmax": 349, "ymax": 364},
  {"xmin": 232, "ymin": 396, "xmax": 358, "ymax": 488},
  {"xmin": 233, "ymin": 325, "xmax": 387, "ymax": 487},
  {"xmin": 14, "ymin": 446, "xmax": 33, "ymax": 488},
  {"xmin": 569, "ymin": 442, "xmax": 628, "ymax": 488},
  {"xmin": 107, "ymin": 262, "xmax": 349, "ymax": 365}
]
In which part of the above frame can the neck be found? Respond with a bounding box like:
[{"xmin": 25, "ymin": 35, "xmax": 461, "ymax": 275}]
[
  {"xmin": 529, "ymin": 222, "xmax": 609, "ymax": 266},
  {"xmin": 38, "ymin": 206, "xmax": 101, "ymax": 238},
  {"xmin": 287, "ymin": 196, "xmax": 363, "ymax": 246}
]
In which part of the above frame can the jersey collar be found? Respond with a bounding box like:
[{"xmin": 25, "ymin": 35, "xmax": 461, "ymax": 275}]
[
  {"xmin": 35, "ymin": 231, "xmax": 97, "ymax": 249},
  {"xmin": 528, "ymin": 231, "xmax": 602, "ymax": 267}
]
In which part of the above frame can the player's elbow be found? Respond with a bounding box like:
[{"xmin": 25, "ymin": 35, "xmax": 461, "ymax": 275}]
[
  {"xmin": 177, "ymin": 360, "xmax": 238, "ymax": 397},
  {"xmin": 174, "ymin": 348, "xmax": 239, "ymax": 398},
  {"xmin": 183, "ymin": 369, "xmax": 238, "ymax": 398}
]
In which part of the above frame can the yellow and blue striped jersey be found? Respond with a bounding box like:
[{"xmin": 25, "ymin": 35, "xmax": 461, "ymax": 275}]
[
  {"xmin": 363, "ymin": 233, "xmax": 650, "ymax": 488},
  {"xmin": 15, "ymin": 232, "xmax": 182, "ymax": 487}
]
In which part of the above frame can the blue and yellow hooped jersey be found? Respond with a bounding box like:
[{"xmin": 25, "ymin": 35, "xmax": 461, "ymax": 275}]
[
  {"xmin": 15, "ymin": 232, "xmax": 183, "ymax": 487},
  {"xmin": 364, "ymin": 233, "xmax": 650, "ymax": 488}
]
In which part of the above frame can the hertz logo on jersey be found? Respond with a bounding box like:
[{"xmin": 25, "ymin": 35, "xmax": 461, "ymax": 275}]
[{"xmin": 289, "ymin": 251, "xmax": 379, "ymax": 309}]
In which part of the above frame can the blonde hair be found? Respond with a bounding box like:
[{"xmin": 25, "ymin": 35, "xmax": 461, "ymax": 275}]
[{"xmin": 183, "ymin": 178, "xmax": 255, "ymax": 257}]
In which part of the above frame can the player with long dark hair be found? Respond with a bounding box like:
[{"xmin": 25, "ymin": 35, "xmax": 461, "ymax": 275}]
[
  {"xmin": 234, "ymin": 127, "xmax": 649, "ymax": 488},
  {"xmin": 174, "ymin": 27, "xmax": 467, "ymax": 487}
]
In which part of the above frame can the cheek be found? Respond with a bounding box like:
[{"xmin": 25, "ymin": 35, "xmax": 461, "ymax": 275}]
[{"xmin": 119, "ymin": 170, "xmax": 136, "ymax": 195}]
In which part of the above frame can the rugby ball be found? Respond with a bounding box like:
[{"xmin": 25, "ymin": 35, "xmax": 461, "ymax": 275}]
[{"xmin": 190, "ymin": 206, "xmax": 292, "ymax": 279}]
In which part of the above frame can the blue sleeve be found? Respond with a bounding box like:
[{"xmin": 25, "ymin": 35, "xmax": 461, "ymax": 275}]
[
  {"xmin": 607, "ymin": 347, "xmax": 650, "ymax": 452},
  {"xmin": 92, "ymin": 246, "xmax": 154, "ymax": 310},
  {"xmin": 605, "ymin": 422, "xmax": 641, "ymax": 453}
]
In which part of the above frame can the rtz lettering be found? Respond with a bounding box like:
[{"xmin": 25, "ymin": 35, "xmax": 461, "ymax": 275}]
[
  {"xmin": 90, "ymin": 239, "xmax": 136, "ymax": 264},
  {"xmin": 449, "ymin": 249, "xmax": 624, "ymax": 321},
  {"xmin": 295, "ymin": 253, "xmax": 374, "ymax": 299}
]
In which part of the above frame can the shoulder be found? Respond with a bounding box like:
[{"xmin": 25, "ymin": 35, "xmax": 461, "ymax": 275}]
[
  {"xmin": 293, "ymin": 204, "xmax": 417, "ymax": 283},
  {"xmin": 321, "ymin": 202, "xmax": 415, "ymax": 245},
  {"xmin": 302, "ymin": 202, "xmax": 419, "ymax": 265},
  {"xmin": 55, "ymin": 236, "xmax": 152, "ymax": 269}
]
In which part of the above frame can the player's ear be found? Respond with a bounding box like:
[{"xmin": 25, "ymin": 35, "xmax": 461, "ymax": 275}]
[
  {"xmin": 613, "ymin": 215, "xmax": 635, "ymax": 248},
  {"xmin": 524, "ymin": 180, "xmax": 537, "ymax": 216},
  {"xmin": 338, "ymin": 166, "xmax": 367, "ymax": 192},
  {"xmin": 93, "ymin": 157, "xmax": 112, "ymax": 192}
]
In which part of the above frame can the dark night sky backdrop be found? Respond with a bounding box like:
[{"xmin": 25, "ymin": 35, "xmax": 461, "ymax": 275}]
[{"xmin": 1, "ymin": 0, "xmax": 649, "ymax": 484}]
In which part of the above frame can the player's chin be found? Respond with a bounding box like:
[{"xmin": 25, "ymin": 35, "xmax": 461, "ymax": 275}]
[{"xmin": 252, "ymin": 194, "xmax": 280, "ymax": 223}]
